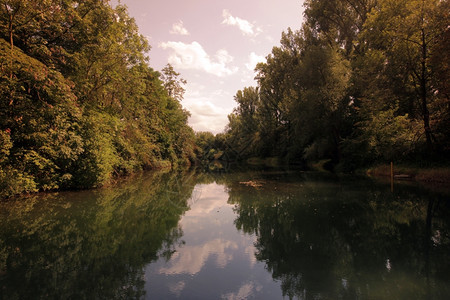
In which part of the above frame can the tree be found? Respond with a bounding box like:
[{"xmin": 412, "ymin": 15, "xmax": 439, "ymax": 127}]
[
  {"xmin": 0, "ymin": 1, "xmax": 197, "ymax": 197},
  {"xmin": 222, "ymin": 0, "xmax": 449, "ymax": 168},
  {"xmin": 0, "ymin": 38, "xmax": 83, "ymax": 194},
  {"xmin": 225, "ymin": 87, "xmax": 262, "ymax": 158},
  {"xmin": 160, "ymin": 63, "xmax": 187, "ymax": 102},
  {"xmin": 363, "ymin": 0, "xmax": 449, "ymax": 150},
  {"xmin": 304, "ymin": 0, "xmax": 377, "ymax": 55}
]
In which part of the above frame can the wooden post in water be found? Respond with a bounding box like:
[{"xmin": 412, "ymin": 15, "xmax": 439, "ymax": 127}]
[{"xmin": 390, "ymin": 161, "xmax": 394, "ymax": 192}]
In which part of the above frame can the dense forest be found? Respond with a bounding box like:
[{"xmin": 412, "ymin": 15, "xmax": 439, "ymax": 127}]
[
  {"xmin": 0, "ymin": 0, "xmax": 196, "ymax": 197},
  {"xmin": 211, "ymin": 0, "xmax": 449, "ymax": 170}
]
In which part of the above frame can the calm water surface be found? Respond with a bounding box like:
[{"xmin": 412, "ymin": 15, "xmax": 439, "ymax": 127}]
[{"xmin": 1, "ymin": 169, "xmax": 449, "ymax": 299}]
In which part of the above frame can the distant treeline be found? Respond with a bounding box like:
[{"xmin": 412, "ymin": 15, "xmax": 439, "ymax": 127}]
[
  {"xmin": 0, "ymin": 1, "xmax": 196, "ymax": 197},
  {"xmin": 202, "ymin": 0, "xmax": 449, "ymax": 170}
]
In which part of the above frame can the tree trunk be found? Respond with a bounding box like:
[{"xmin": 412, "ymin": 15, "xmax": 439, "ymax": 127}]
[
  {"xmin": 420, "ymin": 27, "xmax": 433, "ymax": 150},
  {"xmin": 8, "ymin": 12, "xmax": 14, "ymax": 105},
  {"xmin": 9, "ymin": 13, "xmax": 14, "ymax": 71}
]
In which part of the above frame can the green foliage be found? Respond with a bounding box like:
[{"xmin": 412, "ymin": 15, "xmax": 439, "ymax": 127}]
[
  {"xmin": 0, "ymin": 37, "xmax": 83, "ymax": 193},
  {"xmin": 0, "ymin": 166, "xmax": 38, "ymax": 198},
  {"xmin": 195, "ymin": 131, "xmax": 220, "ymax": 162},
  {"xmin": 223, "ymin": 0, "xmax": 449, "ymax": 170},
  {"xmin": 70, "ymin": 111, "xmax": 121, "ymax": 188},
  {"xmin": 361, "ymin": 110, "xmax": 416, "ymax": 160},
  {"xmin": 0, "ymin": 129, "xmax": 12, "ymax": 163},
  {"xmin": 225, "ymin": 87, "xmax": 262, "ymax": 159},
  {"xmin": 0, "ymin": 1, "xmax": 196, "ymax": 197},
  {"xmin": 361, "ymin": 0, "xmax": 449, "ymax": 149},
  {"xmin": 0, "ymin": 131, "xmax": 38, "ymax": 197},
  {"xmin": 341, "ymin": 107, "xmax": 418, "ymax": 168},
  {"xmin": 161, "ymin": 63, "xmax": 187, "ymax": 102}
]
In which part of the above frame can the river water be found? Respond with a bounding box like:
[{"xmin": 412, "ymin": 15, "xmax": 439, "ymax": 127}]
[{"xmin": 1, "ymin": 169, "xmax": 449, "ymax": 299}]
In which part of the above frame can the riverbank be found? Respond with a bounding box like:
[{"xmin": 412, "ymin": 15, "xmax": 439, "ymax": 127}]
[
  {"xmin": 0, "ymin": 160, "xmax": 176, "ymax": 200},
  {"xmin": 366, "ymin": 164, "xmax": 450, "ymax": 184}
]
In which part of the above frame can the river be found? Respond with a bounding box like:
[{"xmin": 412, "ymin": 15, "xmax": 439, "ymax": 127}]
[{"xmin": 1, "ymin": 169, "xmax": 449, "ymax": 299}]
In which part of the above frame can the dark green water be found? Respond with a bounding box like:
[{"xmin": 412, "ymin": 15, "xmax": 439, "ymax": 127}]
[{"xmin": 1, "ymin": 169, "xmax": 449, "ymax": 299}]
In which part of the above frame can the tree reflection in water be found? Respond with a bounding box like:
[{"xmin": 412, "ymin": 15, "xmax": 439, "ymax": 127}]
[
  {"xmin": 1, "ymin": 169, "xmax": 449, "ymax": 299},
  {"xmin": 225, "ymin": 171, "xmax": 450, "ymax": 299},
  {"xmin": 0, "ymin": 170, "xmax": 196, "ymax": 299}
]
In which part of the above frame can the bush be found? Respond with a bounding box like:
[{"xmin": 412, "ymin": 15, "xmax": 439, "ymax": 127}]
[{"xmin": 0, "ymin": 167, "xmax": 38, "ymax": 198}]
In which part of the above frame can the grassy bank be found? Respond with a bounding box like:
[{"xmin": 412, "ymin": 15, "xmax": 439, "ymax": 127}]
[
  {"xmin": 246, "ymin": 157, "xmax": 282, "ymax": 167},
  {"xmin": 366, "ymin": 164, "xmax": 450, "ymax": 184}
]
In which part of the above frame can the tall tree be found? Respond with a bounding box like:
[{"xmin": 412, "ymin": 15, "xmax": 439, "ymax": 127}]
[
  {"xmin": 160, "ymin": 63, "xmax": 187, "ymax": 102},
  {"xmin": 363, "ymin": 0, "xmax": 449, "ymax": 150},
  {"xmin": 226, "ymin": 87, "xmax": 261, "ymax": 158},
  {"xmin": 0, "ymin": 0, "xmax": 197, "ymax": 197},
  {"xmin": 304, "ymin": 0, "xmax": 377, "ymax": 55}
]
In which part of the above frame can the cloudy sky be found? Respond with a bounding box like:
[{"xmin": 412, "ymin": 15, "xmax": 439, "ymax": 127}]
[{"xmin": 112, "ymin": 0, "xmax": 305, "ymax": 133}]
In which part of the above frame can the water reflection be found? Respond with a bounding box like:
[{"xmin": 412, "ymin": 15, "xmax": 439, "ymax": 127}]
[
  {"xmin": 0, "ymin": 171, "xmax": 195, "ymax": 299},
  {"xmin": 158, "ymin": 238, "xmax": 238, "ymax": 275},
  {"xmin": 157, "ymin": 184, "xmax": 239, "ymax": 275},
  {"xmin": 144, "ymin": 181, "xmax": 280, "ymax": 299},
  {"xmin": 225, "ymin": 171, "xmax": 450, "ymax": 299},
  {"xmin": 1, "ymin": 169, "xmax": 450, "ymax": 299}
]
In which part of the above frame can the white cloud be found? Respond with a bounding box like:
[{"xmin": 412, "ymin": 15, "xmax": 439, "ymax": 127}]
[
  {"xmin": 181, "ymin": 86, "xmax": 232, "ymax": 134},
  {"xmin": 245, "ymin": 52, "xmax": 266, "ymax": 71},
  {"xmin": 222, "ymin": 281, "xmax": 263, "ymax": 300},
  {"xmin": 159, "ymin": 41, "xmax": 238, "ymax": 77},
  {"xmin": 215, "ymin": 49, "xmax": 234, "ymax": 65},
  {"xmin": 222, "ymin": 9, "xmax": 262, "ymax": 37},
  {"xmin": 184, "ymin": 100, "xmax": 231, "ymax": 133},
  {"xmin": 170, "ymin": 20, "xmax": 190, "ymax": 36},
  {"xmin": 185, "ymin": 183, "xmax": 227, "ymax": 215},
  {"xmin": 167, "ymin": 281, "xmax": 186, "ymax": 297},
  {"xmin": 158, "ymin": 239, "xmax": 238, "ymax": 275}
]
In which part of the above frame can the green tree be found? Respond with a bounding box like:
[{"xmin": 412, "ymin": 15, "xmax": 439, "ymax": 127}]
[
  {"xmin": 304, "ymin": 0, "xmax": 377, "ymax": 55},
  {"xmin": 253, "ymin": 26, "xmax": 351, "ymax": 163},
  {"xmin": 363, "ymin": 0, "xmax": 449, "ymax": 150},
  {"xmin": 224, "ymin": 0, "xmax": 449, "ymax": 168},
  {"xmin": 0, "ymin": 38, "xmax": 83, "ymax": 194},
  {"xmin": 225, "ymin": 87, "xmax": 262, "ymax": 158},
  {"xmin": 160, "ymin": 63, "xmax": 187, "ymax": 102},
  {"xmin": 0, "ymin": 1, "xmax": 197, "ymax": 197}
]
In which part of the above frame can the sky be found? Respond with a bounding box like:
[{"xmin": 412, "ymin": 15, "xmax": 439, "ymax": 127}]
[{"xmin": 112, "ymin": 0, "xmax": 305, "ymax": 134}]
